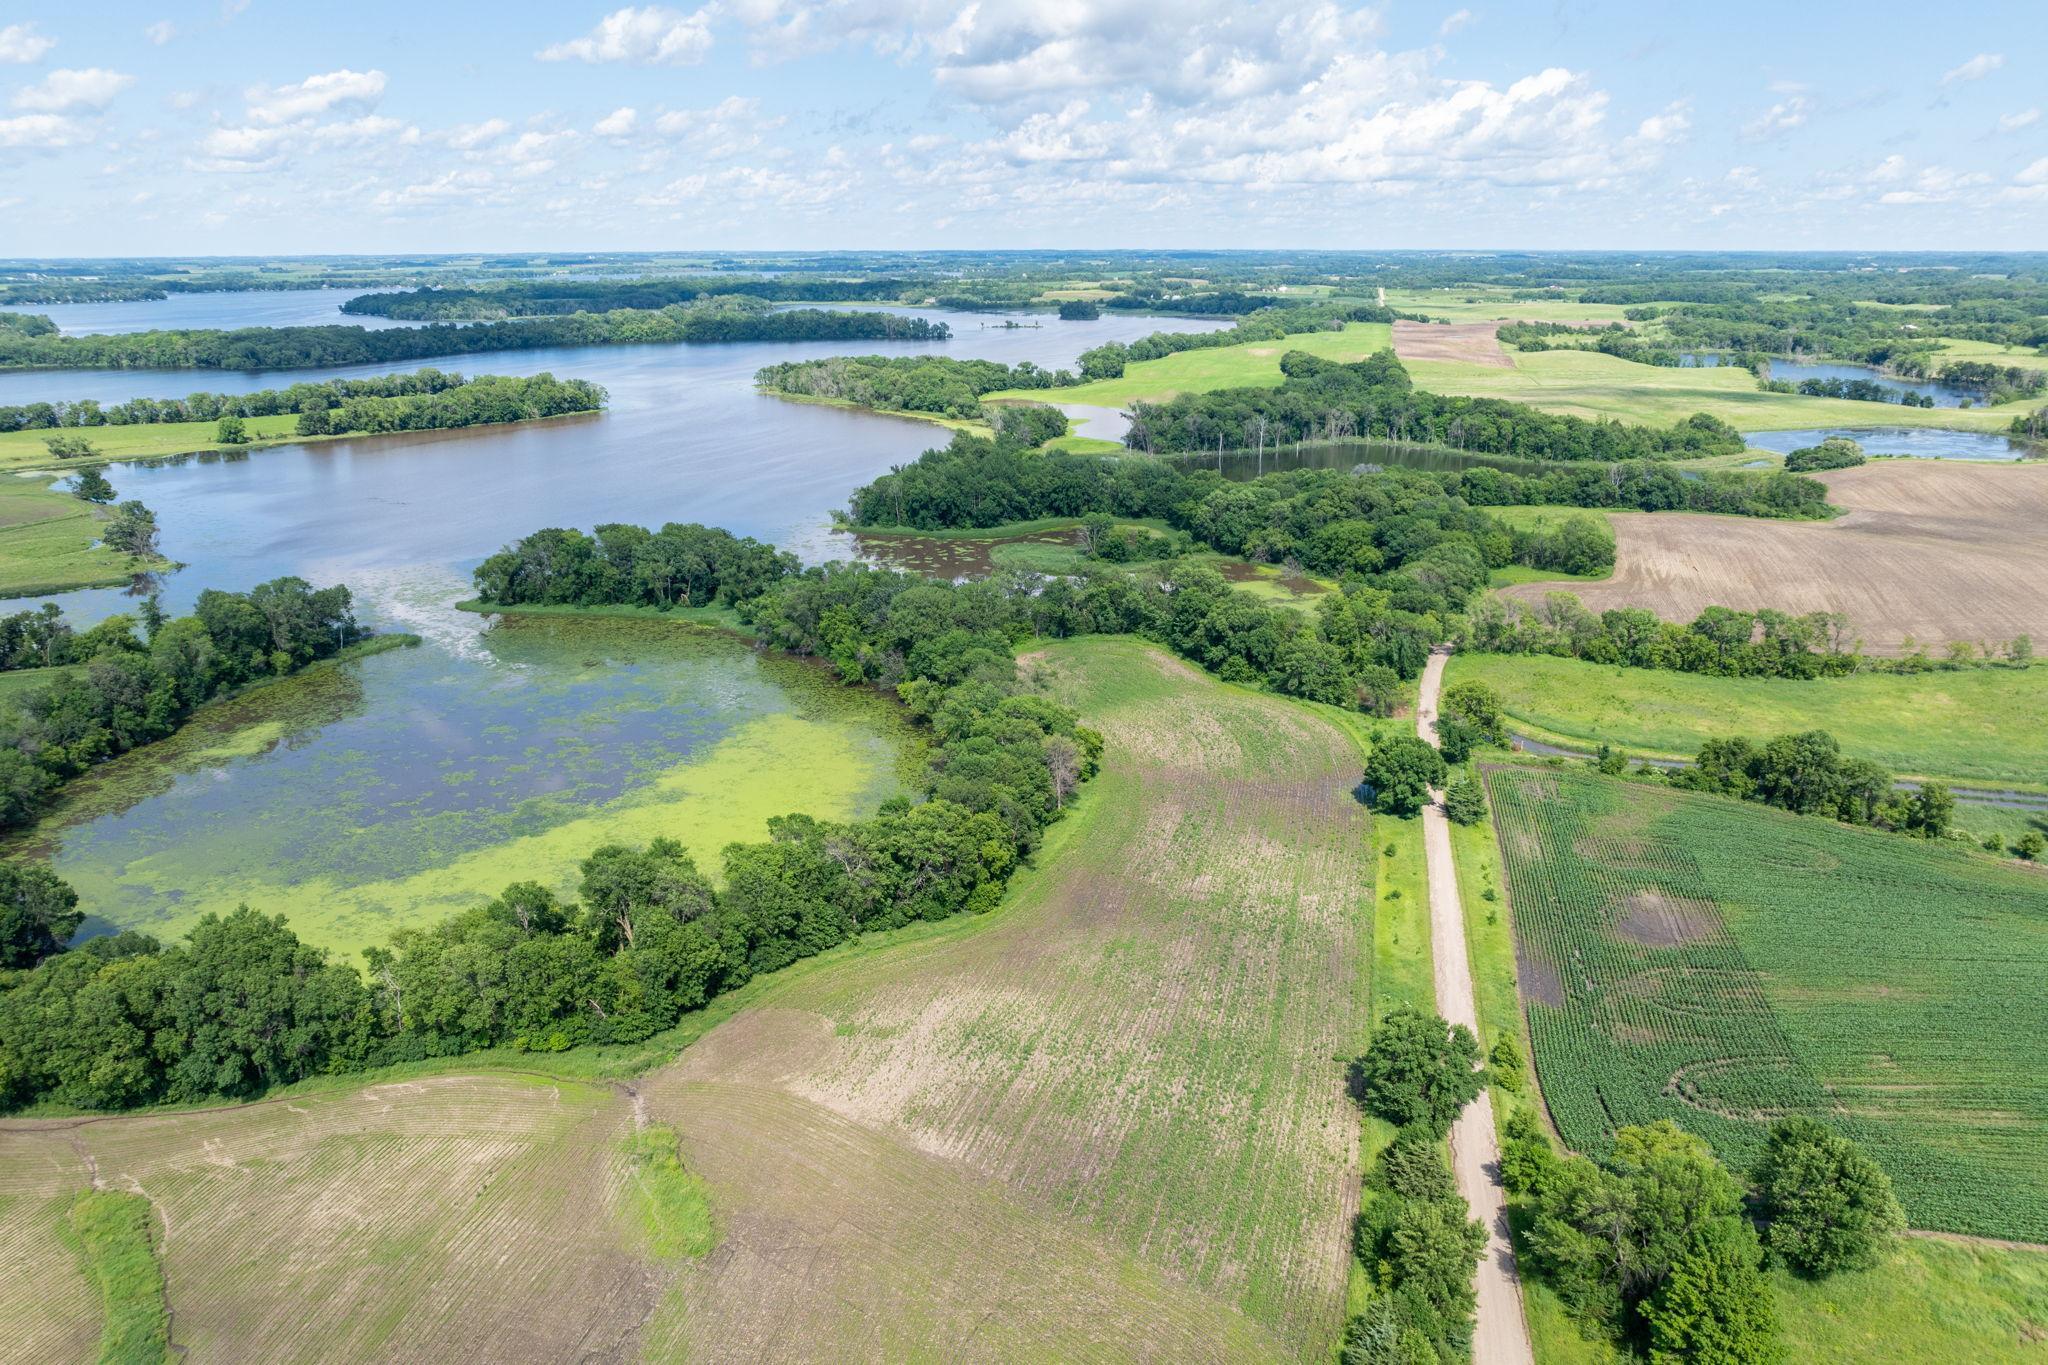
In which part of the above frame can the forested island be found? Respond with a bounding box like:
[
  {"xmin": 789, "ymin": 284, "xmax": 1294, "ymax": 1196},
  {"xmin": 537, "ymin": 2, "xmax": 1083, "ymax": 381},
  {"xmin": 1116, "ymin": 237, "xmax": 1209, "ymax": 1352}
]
[
  {"xmin": 341, "ymin": 277, "xmax": 913, "ymax": 320},
  {"xmin": 0, "ymin": 300, "xmax": 947, "ymax": 371}
]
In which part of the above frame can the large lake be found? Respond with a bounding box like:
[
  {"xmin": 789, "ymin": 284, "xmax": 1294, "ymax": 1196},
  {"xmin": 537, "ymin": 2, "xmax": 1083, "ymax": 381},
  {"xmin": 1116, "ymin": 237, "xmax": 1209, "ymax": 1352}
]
[{"xmin": 6, "ymin": 293, "xmax": 1225, "ymax": 954}]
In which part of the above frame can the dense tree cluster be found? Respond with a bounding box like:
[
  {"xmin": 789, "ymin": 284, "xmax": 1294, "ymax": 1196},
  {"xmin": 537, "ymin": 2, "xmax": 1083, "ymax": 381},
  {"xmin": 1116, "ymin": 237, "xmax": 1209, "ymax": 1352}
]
[
  {"xmin": 1785, "ymin": 375, "xmax": 1935, "ymax": 407},
  {"xmin": 472, "ymin": 522, "xmax": 796, "ymax": 610},
  {"xmin": 1939, "ymin": 361, "xmax": 2046, "ymax": 404},
  {"xmin": 341, "ymin": 277, "xmax": 910, "ymax": 320},
  {"xmin": 0, "ymin": 370, "xmax": 600, "ymax": 438},
  {"xmin": 1750, "ymin": 1116, "xmax": 1906, "ymax": 1278},
  {"xmin": 0, "ymin": 579, "xmax": 367, "ymax": 831},
  {"xmin": 1470, "ymin": 593, "xmax": 1863, "ymax": 679},
  {"xmin": 0, "ymin": 311, "xmax": 57, "ymax": 336},
  {"xmin": 1123, "ymin": 349, "xmax": 1749, "ymax": 463},
  {"xmin": 0, "ymin": 554, "xmax": 1102, "ymax": 1112},
  {"xmin": 1782, "ymin": 437, "xmax": 1866, "ymax": 472},
  {"xmin": 1056, "ymin": 300, "xmax": 1101, "ymax": 320},
  {"xmin": 1670, "ymin": 729, "xmax": 1954, "ymax": 836},
  {"xmin": 0, "ymin": 304, "xmax": 948, "ymax": 371},
  {"xmin": 755, "ymin": 354, "xmax": 1074, "ymax": 420},
  {"xmin": 1509, "ymin": 1118, "xmax": 1784, "ymax": 1361}
]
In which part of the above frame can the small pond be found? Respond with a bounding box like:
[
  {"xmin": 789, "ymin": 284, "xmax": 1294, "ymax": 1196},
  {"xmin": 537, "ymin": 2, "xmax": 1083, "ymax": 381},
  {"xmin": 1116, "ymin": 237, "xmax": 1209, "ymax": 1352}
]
[{"xmin": 1744, "ymin": 428, "xmax": 2042, "ymax": 462}]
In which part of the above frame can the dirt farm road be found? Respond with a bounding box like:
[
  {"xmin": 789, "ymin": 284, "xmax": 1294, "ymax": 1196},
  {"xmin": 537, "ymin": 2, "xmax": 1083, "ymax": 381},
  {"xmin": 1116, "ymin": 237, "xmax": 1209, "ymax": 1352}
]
[{"xmin": 1416, "ymin": 648, "xmax": 1536, "ymax": 1365}]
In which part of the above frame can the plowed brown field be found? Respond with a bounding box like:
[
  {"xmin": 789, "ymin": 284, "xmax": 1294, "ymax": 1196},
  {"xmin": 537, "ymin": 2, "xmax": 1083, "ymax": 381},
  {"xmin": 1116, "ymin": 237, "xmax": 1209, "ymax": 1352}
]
[
  {"xmin": 1501, "ymin": 461, "xmax": 2048, "ymax": 655},
  {"xmin": 1393, "ymin": 319, "xmax": 1511, "ymax": 367}
]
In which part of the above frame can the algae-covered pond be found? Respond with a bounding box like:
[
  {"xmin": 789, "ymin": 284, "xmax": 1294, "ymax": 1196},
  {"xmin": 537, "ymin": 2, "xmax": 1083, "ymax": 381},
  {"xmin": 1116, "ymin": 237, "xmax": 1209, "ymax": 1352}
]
[{"xmin": 12, "ymin": 607, "xmax": 915, "ymax": 957}]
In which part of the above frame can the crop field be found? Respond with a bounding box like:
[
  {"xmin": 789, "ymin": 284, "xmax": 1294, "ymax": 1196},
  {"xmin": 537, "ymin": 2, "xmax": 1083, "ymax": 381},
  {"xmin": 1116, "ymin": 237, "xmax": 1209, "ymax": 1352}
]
[
  {"xmin": 0, "ymin": 1073, "xmax": 680, "ymax": 1361},
  {"xmin": 1391, "ymin": 319, "xmax": 1512, "ymax": 367},
  {"xmin": 1447, "ymin": 653, "xmax": 2048, "ymax": 789},
  {"xmin": 1485, "ymin": 764, "xmax": 2048, "ymax": 1241},
  {"xmin": 991, "ymin": 320, "xmax": 1394, "ymax": 408},
  {"xmin": 644, "ymin": 636, "xmax": 1375, "ymax": 1359},
  {"xmin": 1402, "ymin": 346, "xmax": 2034, "ymax": 432},
  {"xmin": 1500, "ymin": 460, "xmax": 2048, "ymax": 655}
]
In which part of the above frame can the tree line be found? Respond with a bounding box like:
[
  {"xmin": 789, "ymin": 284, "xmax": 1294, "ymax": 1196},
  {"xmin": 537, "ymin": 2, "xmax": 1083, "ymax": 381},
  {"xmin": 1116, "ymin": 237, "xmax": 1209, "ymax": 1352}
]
[
  {"xmin": 341, "ymin": 277, "xmax": 912, "ymax": 321},
  {"xmin": 1122, "ymin": 349, "xmax": 1751, "ymax": 463},
  {"xmin": 1, "ymin": 369, "xmax": 468, "ymax": 430},
  {"xmin": 0, "ymin": 579, "xmax": 372, "ymax": 831},
  {"xmin": 0, "ymin": 304, "xmax": 949, "ymax": 371},
  {"xmin": 0, "ymin": 542, "xmax": 1104, "ymax": 1112},
  {"xmin": 1669, "ymin": 729, "xmax": 1956, "ymax": 837},
  {"xmin": 755, "ymin": 354, "xmax": 1075, "ymax": 420}
]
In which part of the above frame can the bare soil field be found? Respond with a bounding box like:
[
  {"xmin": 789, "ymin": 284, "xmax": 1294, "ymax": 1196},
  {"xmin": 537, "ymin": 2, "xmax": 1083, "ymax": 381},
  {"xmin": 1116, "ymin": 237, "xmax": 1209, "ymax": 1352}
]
[
  {"xmin": 648, "ymin": 635, "xmax": 1373, "ymax": 1360},
  {"xmin": 1500, "ymin": 462, "xmax": 2048, "ymax": 655},
  {"xmin": 0, "ymin": 1074, "xmax": 662, "ymax": 1363},
  {"xmin": 1393, "ymin": 319, "xmax": 1511, "ymax": 368}
]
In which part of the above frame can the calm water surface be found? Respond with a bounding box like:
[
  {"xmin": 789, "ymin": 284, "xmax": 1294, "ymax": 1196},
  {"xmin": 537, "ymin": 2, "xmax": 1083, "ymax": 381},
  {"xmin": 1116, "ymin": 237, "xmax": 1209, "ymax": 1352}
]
[
  {"xmin": 33, "ymin": 287, "xmax": 427, "ymax": 335},
  {"xmin": 1743, "ymin": 427, "xmax": 2042, "ymax": 461},
  {"xmin": 7, "ymin": 293, "xmax": 1222, "ymax": 948}
]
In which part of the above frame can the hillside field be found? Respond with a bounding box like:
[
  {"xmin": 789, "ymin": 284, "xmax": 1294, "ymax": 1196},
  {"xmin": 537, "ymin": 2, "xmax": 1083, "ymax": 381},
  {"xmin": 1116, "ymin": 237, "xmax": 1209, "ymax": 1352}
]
[
  {"xmin": 990, "ymin": 320, "xmax": 1393, "ymax": 408},
  {"xmin": 1498, "ymin": 460, "xmax": 2048, "ymax": 656},
  {"xmin": 648, "ymin": 636, "xmax": 1375, "ymax": 1358},
  {"xmin": 1447, "ymin": 653, "xmax": 2048, "ymax": 789},
  {"xmin": 1483, "ymin": 764, "xmax": 2048, "ymax": 1242},
  {"xmin": 1404, "ymin": 345, "xmax": 2034, "ymax": 432}
]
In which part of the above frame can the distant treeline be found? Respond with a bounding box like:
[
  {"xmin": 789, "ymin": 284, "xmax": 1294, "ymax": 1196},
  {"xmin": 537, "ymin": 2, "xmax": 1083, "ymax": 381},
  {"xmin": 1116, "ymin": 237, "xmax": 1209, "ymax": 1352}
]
[
  {"xmin": 342, "ymin": 277, "xmax": 912, "ymax": 321},
  {"xmin": 1781, "ymin": 376, "xmax": 1935, "ymax": 407},
  {"xmin": 1939, "ymin": 361, "xmax": 2046, "ymax": 404},
  {"xmin": 1124, "ymin": 349, "xmax": 1754, "ymax": 465},
  {"xmin": 0, "ymin": 579, "xmax": 372, "ymax": 831},
  {"xmin": 0, "ymin": 304, "xmax": 949, "ymax": 371},
  {"xmin": 0, "ymin": 539, "xmax": 1104, "ymax": 1111},
  {"xmin": 0, "ymin": 370, "xmax": 603, "ymax": 435}
]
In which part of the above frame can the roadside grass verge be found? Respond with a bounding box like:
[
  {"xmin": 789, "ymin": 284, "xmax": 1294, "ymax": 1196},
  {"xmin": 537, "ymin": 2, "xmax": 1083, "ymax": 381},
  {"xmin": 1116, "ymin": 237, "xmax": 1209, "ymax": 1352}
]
[{"xmin": 1446, "ymin": 652, "xmax": 2048, "ymax": 791}]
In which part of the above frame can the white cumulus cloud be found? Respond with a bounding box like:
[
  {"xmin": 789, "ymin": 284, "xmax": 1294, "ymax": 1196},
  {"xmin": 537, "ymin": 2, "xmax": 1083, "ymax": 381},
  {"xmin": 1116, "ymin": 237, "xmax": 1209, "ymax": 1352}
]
[
  {"xmin": 539, "ymin": 6, "xmax": 713, "ymax": 66},
  {"xmin": 594, "ymin": 106, "xmax": 638, "ymax": 136},
  {"xmin": 0, "ymin": 112, "xmax": 87, "ymax": 148},
  {"xmin": 13, "ymin": 68, "xmax": 134, "ymax": 113},
  {"xmin": 245, "ymin": 68, "xmax": 386, "ymax": 125},
  {"xmin": 0, "ymin": 23, "xmax": 56, "ymax": 63},
  {"xmin": 1997, "ymin": 108, "xmax": 2039, "ymax": 134}
]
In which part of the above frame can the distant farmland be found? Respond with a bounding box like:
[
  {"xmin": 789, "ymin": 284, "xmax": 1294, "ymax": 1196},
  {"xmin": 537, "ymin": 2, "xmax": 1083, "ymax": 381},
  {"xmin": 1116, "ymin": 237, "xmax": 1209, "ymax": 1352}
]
[{"xmin": 1486, "ymin": 764, "xmax": 2048, "ymax": 1242}]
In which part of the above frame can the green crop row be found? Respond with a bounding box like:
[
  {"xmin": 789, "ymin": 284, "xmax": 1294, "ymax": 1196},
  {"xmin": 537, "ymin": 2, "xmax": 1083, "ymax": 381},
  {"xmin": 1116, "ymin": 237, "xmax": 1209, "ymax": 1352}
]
[{"xmin": 1486, "ymin": 764, "xmax": 2048, "ymax": 1242}]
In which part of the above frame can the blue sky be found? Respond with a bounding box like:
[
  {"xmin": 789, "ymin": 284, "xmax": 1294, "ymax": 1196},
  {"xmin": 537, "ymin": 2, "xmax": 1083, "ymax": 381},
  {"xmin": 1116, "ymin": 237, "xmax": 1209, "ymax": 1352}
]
[{"xmin": 2, "ymin": 0, "xmax": 2044, "ymax": 255}]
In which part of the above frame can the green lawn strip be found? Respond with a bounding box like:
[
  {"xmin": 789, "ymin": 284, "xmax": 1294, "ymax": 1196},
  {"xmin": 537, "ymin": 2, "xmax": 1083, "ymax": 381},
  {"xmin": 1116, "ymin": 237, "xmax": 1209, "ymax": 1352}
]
[
  {"xmin": 1404, "ymin": 348, "xmax": 2035, "ymax": 433},
  {"xmin": 618, "ymin": 1124, "xmax": 716, "ymax": 1261},
  {"xmin": 1447, "ymin": 653, "xmax": 2048, "ymax": 793},
  {"xmin": 989, "ymin": 321, "xmax": 1395, "ymax": 408},
  {"xmin": 57, "ymin": 1189, "xmax": 172, "ymax": 1365},
  {"xmin": 1371, "ymin": 812, "xmax": 1433, "ymax": 1021},
  {"xmin": 0, "ymin": 479, "xmax": 177, "ymax": 596},
  {"xmin": 1929, "ymin": 337, "xmax": 2048, "ymax": 374},
  {"xmin": 0, "ymin": 409, "xmax": 605, "ymax": 474}
]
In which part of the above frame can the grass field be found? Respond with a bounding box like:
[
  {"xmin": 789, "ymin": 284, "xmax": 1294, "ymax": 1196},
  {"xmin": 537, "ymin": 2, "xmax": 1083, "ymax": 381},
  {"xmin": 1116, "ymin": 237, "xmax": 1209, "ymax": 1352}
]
[
  {"xmin": 646, "ymin": 636, "xmax": 1375, "ymax": 1357},
  {"xmin": 1484, "ymin": 764, "xmax": 2048, "ymax": 1242},
  {"xmin": 1404, "ymin": 346, "xmax": 2035, "ymax": 432},
  {"xmin": 988, "ymin": 320, "xmax": 1394, "ymax": 408},
  {"xmin": 0, "ymin": 413, "xmax": 306, "ymax": 471},
  {"xmin": 1930, "ymin": 337, "xmax": 2048, "ymax": 374},
  {"xmin": 1448, "ymin": 653, "xmax": 2048, "ymax": 789},
  {"xmin": 56, "ymin": 1189, "xmax": 172, "ymax": 1364},
  {"xmin": 0, "ymin": 478, "xmax": 176, "ymax": 596}
]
